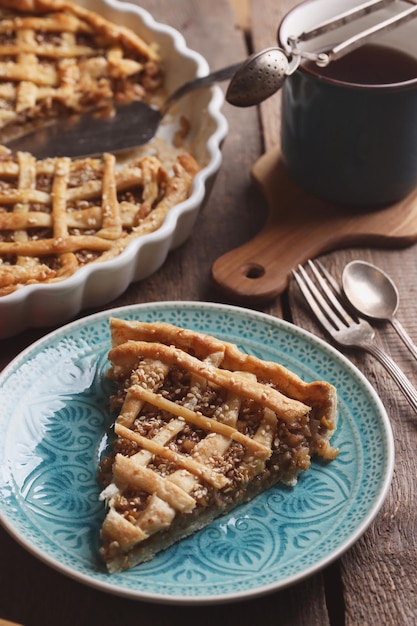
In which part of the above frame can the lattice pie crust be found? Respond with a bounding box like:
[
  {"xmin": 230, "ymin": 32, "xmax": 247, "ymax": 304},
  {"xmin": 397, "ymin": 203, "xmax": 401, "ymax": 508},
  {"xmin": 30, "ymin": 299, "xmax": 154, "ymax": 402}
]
[
  {"xmin": 0, "ymin": 150, "xmax": 198, "ymax": 294},
  {"xmin": 0, "ymin": 0, "xmax": 162, "ymax": 142},
  {"xmin": 99, "ymin": 318, "xmax": 338, "ymax": 573},
  {"xmin": 0, "ymin": 0, "xmax": 199, "ymax": 294}
]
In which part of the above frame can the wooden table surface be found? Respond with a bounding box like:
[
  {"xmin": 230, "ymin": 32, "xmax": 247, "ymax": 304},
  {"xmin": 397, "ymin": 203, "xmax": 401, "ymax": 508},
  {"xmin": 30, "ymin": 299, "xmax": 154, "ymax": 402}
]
[{"xmin": 1, "ymin": 1, "xmax": 416, "ymax": 625}]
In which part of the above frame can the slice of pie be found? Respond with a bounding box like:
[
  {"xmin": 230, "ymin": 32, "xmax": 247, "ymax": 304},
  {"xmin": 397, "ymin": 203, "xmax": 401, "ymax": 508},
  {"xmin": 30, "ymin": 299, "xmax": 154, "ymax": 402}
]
[
  {"xmin": 99, "ymin": 317, "xmax": 338, "ymax": 573},
  {"xmin": 0, "ymin": 0, "xmax": 162, "ymax": 144},
  {"xmin": 0, "ymin": 149, "xmax": 199, "ymax": 295}
]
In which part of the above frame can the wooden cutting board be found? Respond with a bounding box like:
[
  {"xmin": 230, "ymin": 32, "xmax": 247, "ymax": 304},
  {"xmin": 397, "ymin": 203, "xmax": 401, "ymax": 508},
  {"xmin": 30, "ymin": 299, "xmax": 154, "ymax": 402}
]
[{"xmin": 211, "ymin": 144, "xmax": 417, "ymax": 304}]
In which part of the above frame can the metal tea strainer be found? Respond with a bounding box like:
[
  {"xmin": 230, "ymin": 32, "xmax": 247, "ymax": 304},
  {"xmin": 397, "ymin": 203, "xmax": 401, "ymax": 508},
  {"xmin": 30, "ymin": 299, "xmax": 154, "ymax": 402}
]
[
  {"xmin": 7, "ymin": 0, "xmax": 417, "ymax": 158},
  {"xmin": 226, "ymin": 0, "xmax": 417, "ymax": 106}
]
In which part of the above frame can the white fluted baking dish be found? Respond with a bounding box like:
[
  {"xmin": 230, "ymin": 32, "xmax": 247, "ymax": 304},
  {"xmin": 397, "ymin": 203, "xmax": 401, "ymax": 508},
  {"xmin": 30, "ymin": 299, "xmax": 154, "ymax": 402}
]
[{"xmin": 0, "ymin": 0, "xmax": 228, "ymax": 338}]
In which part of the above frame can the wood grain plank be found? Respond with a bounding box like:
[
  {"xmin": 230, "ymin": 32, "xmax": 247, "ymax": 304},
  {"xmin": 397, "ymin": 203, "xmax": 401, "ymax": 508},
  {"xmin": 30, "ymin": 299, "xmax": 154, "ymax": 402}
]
[
  {"xmin": 289, "ymin": 249, "xmax": 417, "ymax": 625},
  {"xmin": 252, "ymin": 1, "xmax": 417, "ymax": 624},
  {"xmin": 230, "ymin": 0, "xmax": 251, "ymax": 31}
]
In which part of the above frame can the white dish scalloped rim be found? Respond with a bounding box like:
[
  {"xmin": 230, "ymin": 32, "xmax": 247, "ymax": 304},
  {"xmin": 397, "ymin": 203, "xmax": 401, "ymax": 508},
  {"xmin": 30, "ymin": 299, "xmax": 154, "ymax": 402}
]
[
  {"xmin": 0, "ymin": 0, "xmax": 228, "ymax": 338},
  {"xmin": 0, "ymin": 301, "xmax": 394, "ymax": 605}
]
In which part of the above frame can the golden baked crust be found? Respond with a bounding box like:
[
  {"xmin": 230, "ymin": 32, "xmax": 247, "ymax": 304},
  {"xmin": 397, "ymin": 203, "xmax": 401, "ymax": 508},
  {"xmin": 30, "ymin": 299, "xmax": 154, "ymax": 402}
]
[
  {"xmin": 0, "ymin": 150, "xmax": 199, "ymax": 294},
  {"xmin": 0, "ymin": 0, "xmax": 162, "ymax": 142},
  {"xmin": 99, "ymin": 318, "xmax": 338, "ymax": 573},
  {"xmin": 0, "ymin": 0, "xmax": 201, "ymax": 295}
]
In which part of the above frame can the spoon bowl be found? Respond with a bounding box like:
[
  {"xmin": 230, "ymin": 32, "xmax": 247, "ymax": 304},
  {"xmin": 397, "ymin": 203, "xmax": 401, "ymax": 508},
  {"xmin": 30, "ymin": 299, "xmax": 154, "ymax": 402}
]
[
  {"xmin": 342, "ymin": 259, "xmax": 417, "ymax": 360},
  {"xmin": 342, "ymin": 260, "xmax": 399, "ymax": 321}
]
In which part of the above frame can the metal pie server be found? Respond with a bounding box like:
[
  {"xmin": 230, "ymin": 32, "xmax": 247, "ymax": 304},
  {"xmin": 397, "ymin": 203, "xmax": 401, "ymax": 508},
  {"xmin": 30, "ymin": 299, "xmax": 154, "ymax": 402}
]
[{"xmin": 4, "ymin": 62, "xmax": 242, "ymax": 160}]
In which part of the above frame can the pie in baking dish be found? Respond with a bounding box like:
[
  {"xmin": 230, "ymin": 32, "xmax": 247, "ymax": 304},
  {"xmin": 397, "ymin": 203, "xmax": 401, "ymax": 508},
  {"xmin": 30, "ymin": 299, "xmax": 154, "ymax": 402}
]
[
  {"xmin": 0, "ymin": 0, "xmax": 200, "ymax": 295},
  {"xmin": 0, "ymin": 0, "xmax": 162, "ymax": 143},
  {"xmin": 99, "ymin": 318, "xmax": 338, "ymax": 573},
  {"xmin": 0, "ymin": 149, "xmax": 199, "ymax": 295}
]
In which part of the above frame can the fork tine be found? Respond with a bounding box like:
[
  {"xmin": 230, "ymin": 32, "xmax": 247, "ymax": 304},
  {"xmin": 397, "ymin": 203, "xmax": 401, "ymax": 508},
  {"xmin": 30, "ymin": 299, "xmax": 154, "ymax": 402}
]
[
  {"xmin": 292, "ymin": 259, "xmax": 360, "ymax": 336},
  {"xmin": 292, "ymin": 264, "xmax": 340, "ymax": 335},
  {"xmin": 308, "ymin": 260, "xmax": 358, "ymax": 325},
  {"xmin": 315, "ymin": 260, "xmax": 343, "ymax": 296}
]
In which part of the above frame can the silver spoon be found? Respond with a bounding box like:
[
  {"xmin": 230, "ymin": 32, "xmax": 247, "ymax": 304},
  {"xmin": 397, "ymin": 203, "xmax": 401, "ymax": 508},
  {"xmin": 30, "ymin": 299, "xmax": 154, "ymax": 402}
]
[
  {"xmin": 342, "ymin": 259, "xmax": 417, "ymax": 361},
  {"xmin": 6, "ymin": 47, "xmax": 290, "ymax": 159}
]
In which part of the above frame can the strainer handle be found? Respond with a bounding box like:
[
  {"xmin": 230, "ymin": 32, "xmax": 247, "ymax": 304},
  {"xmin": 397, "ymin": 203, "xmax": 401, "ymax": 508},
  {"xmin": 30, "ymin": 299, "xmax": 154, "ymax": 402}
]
[{"xmin": 288, "ymin": 0, "xmax": 417, "ymax": 67}]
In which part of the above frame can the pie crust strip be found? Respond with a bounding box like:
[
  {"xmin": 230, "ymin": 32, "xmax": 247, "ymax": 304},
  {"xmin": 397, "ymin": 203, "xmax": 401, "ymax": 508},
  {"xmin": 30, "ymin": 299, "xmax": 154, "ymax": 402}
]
[
  {"xmin": 115, "ymin": 422, "xmax": 230, "ymax": 489},
  {"xmin": 109, "ymin": 340, "xmax": 311, "ymax": 424},
  {"xmin": 125, "ymin": 385, "xmax": 272, "ymax": 460},
  {"xmin": 0, "ymin": 153, "xmax": 199, "ymax": 293}
]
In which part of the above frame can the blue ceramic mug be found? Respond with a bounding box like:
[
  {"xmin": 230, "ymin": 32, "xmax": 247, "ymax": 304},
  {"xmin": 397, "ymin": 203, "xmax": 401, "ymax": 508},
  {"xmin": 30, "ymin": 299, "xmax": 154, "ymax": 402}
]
[{"xmin": 278, "ymin": 0, "xmax": 417, "ymax": 208}]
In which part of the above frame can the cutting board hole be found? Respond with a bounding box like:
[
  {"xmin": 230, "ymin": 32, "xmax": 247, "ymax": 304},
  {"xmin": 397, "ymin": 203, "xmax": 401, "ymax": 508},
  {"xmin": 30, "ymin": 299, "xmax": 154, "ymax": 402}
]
[{"xmin": 244, "ymin": 263, "xmax": 265, "ymax": 279}]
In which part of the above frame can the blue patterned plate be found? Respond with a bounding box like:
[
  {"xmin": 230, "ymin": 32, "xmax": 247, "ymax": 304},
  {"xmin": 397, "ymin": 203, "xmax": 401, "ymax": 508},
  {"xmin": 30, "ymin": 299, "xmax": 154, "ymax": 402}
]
[{"xmin": 0, "ymin": 302, "xmax": 394, "ymax": 604}]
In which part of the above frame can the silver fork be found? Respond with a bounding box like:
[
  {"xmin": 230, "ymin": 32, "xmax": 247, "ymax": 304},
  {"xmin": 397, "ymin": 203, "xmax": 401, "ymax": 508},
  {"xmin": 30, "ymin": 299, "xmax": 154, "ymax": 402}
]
[{"xmin": 292, "ymin": 259, "xmax": 417, "ymax": 413}]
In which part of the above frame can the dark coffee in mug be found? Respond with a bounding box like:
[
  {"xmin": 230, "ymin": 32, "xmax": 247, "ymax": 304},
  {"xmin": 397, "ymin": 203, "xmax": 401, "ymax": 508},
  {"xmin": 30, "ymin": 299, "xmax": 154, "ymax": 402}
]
[{"xmin": 302, "ymin": 43, "xmax": 417, "ymax": 86}]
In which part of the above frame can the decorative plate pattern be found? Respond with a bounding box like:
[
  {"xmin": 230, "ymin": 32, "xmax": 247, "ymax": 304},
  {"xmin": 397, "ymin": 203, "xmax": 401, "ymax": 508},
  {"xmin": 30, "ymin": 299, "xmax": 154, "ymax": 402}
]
[{"xmin": 0, "ymin": 302, "xmax": 394, "ymax": 604}]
